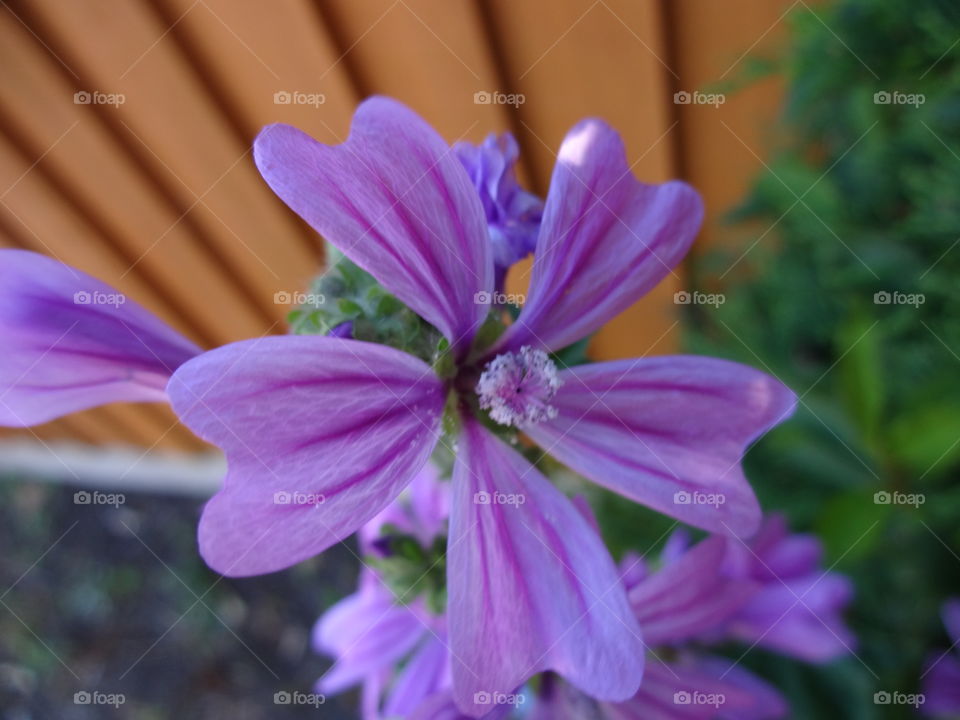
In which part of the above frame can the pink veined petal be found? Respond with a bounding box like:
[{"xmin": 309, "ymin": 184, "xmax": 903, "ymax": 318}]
[
  {"xmin": 253, "ymin": 97, "xmax": 493, "ymax": 356},
  {"xmin": 448, "ymin": 416, "xmax": 644, "ymax": 718},
  {"xmin": 410, "ymin": 693, "xmax": 511, "ymax": 720},
  {"xmin": 0, "ymin": 249, "xmax": 200, "ymax": 426},
  {"xmin": 524, "ymin": 356, "xmax": 797, "ymax": 537},
  {"xmin": 492, "ymin": 118, "xmax": 703, "ymax": 355},
  {"xmin": 167, "ymin": 335, "xmax": 446, "ymax": 576},
  {"xmin": 313, "ymin": 570, "xmax": 427, "ymax": 694},
  {"xmin": 629, "ymin": 537, "xmax": 756, "ymax": 646}
]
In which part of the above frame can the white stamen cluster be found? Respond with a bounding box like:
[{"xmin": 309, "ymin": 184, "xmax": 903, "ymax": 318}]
[{"xmin": 476, "ymin": 346, "xmax": 562, "ymax": 428}]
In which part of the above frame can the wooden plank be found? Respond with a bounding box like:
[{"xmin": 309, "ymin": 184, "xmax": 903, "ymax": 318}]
[
  {"xmin": 669, "ymin": 0, "xmax": 791, "ymax": 253},
  {"xmin": 487, "ymin": 0, "xmax": 684, "ymax": 359},
  {"xmin": 320, "ymin": 0, "xmax": 516, "ymax": 145},
  {"xmin": 19, "ymin": 0, "xmax": 322, "ymax": 325},
  {"xmin": 0, "ymin": 7, "xmax": 267, "ymax": 346}
]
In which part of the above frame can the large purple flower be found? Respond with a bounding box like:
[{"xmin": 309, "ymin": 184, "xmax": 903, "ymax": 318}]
[
  {"xmin": 0, "ymin": 249, "xmax": 200, "ymax": 426},
  {"xmin": 164, "ymin": 97, "xmax": 795, "ymax": 714},
  {"xmin": 921, "ymin": 598, "xmax": 960, "ymax": 716}
]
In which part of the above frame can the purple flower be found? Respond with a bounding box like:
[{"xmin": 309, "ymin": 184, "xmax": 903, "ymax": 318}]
[
  {"xmin": 162, "ymin": 97, "xmax": 795, "ymax": 714},
  {"xmin": 0, "ymin": 249, "xmax": 200, "ymax": 426},
  {"xmin": 921, "ymin": 598, "xmax": 960, "ymax": 716},
  {"xmin": 315, "ymin": 465, "xmax": 504, "ymax": 720},
  {"xmin": 454, "ymin": 133, "xmax": 543, "ymax": 291},
  {"xmin": 719, "ymin": 514, "xmax": 856, "ymax": 662},
  {"xmin": 528, "ymin": 535, "xmax": 789, "ymax": 719}
]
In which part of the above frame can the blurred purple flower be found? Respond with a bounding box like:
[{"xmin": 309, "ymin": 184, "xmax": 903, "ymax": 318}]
[
  {"xmin": 720, "ymin": 514, "xmax": 857, "ymax": 662},
  {"xmin": 527, "ymin": 536, "xmax": 789, "ymax": 720},
  {"xmin": 314, "ymin": 465, "xmax": 506, "ymax": 720},
  {"xmin": 454, "ymin": 133, "xmax": 543, "ymax": 292},
  {"xmin": 921, "ymin": 598, "xmax": 960, "ymax": 716},
  {"xmin": 0, "ymin": 249, "xmax": 200, "ymax": 425}
]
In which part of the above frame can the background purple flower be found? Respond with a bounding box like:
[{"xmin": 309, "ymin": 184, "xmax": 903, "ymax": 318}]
[
  {"xmin": 921, "ymin": 598, "xmax": 960, "ymax": 716},
  {"xmin": 454, "ymin": 133, "xmax": 543, "ymax": 292}
]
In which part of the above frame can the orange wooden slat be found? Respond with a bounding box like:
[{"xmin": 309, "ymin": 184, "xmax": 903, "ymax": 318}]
[
  {"xmin": 0, "ymin": 7, "xmax": 268, "ymax": 347},
  {"xmin": 21, "ymin": 0, "xmax": 322, "ymax": 325},
  {"xmin": 669, "ymin": 0, "xmax": 792, "ymax": 253},
  {"xmin": 488, "ymin": 0, "xmax": 684, "ymax": 359}
]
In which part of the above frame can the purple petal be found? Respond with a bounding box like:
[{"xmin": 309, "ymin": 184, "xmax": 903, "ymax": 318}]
[
  {"xmin": 524, "ymin": 356, "xmax": 796, "ymax": 537},
  {"xmin": 254, "ymin": 97, "xmax": 492, "ymax": 355},
  {"xmin": 0, "ymin": 250, "xmax": 200, "ymax": 426},
  {"xmin": 313, "ymin": 571, "xmax": 426, "ymax": 694},
  {"xmin": 383, "ymin": 634, "xmax": 450, "ymax": 718},
  {"xmin": 493, "ymin": 119, "xmax": 703, "ymax": 355},
  {"xmin": 922, "ymin": 651, "xmax": 960, "ymax": 716},
  {"xmin": 629, "ymin": 537, "xmax": 755, "ymax": 646},
  {"xmin": 167, "ymin": 335, "xmax": 445, "ymax": 576},
  {"xmin": 447, "ymin": 416, "xmax": 644, "ymax": 717},
  {"xmin": 730, "ymin": 573, "xmax": 856, "ymax": 662},
  {"xmin": 942, "ymin": 598, "xmax": 960, "ymax": 646}
]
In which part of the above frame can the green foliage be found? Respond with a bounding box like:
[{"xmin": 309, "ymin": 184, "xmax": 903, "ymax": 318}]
[{"xmin": 607, "ymin": 0, "xmax": 960, "ymax": 716}]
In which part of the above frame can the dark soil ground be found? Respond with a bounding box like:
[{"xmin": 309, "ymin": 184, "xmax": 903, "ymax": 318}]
[{"xmin": 0, "ymin": 475, "xmax": 361, "ymax": 719}]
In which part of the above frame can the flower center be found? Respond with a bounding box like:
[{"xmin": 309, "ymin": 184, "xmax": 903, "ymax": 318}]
[{"xmin": 476, "ymin": 346, "xmax": 561, "ymax": 427}]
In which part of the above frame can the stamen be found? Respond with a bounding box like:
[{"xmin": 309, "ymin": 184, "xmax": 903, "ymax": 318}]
[{"xmin": 476, "ymin": 346, "xmax": 562, "ymax": 427}]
